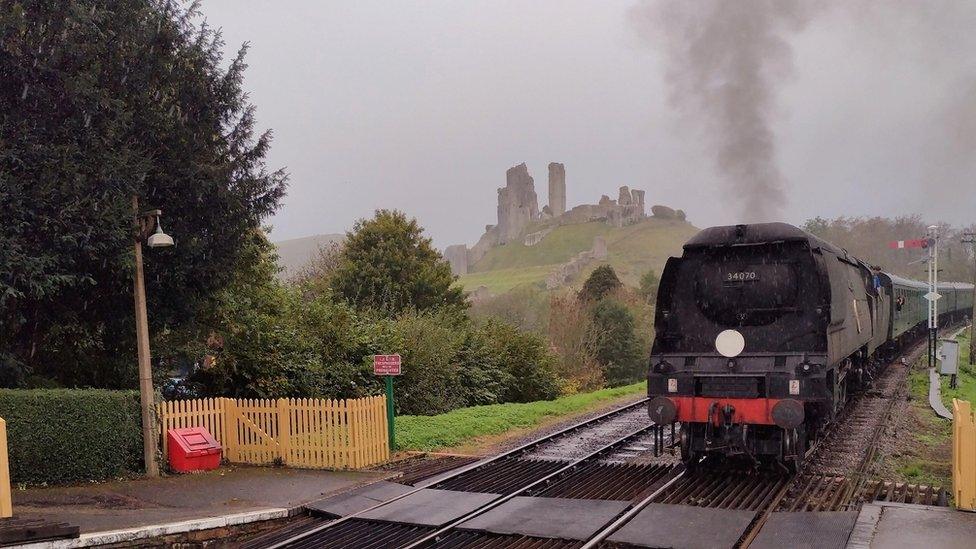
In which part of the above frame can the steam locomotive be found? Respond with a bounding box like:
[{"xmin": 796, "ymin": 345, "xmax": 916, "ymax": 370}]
[{"xmin": 647, "ymin": 222, "xmax": 973, "ymax": 470}]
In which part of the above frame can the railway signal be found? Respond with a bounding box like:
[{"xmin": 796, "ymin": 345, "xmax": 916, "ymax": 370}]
[
  {"xmin": 887, "ymin": 238, "xmax": 933, "ymax": 249},
  {"xmin": 926, "ymin": 226, "xmax": 940, "ymax": 370},
  {"xmin": 890, "ymin": 228, "xmax": 941, "ymax": 369}
]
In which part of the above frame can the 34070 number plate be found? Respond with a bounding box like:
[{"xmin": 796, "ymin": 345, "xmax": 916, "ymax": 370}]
[{"xmin": 726, "ymin": 271, "xmax": 759, "ymax": 281}]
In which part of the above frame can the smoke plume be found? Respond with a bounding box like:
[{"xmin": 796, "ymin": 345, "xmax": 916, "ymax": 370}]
[{"xmin": 631, "ymin": 1, "xmax": 818, "ymax": 222}]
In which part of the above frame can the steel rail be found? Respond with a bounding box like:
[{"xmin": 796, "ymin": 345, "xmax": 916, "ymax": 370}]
[
  {"xmin": 402, "ymin": 422, "xmax": 658, "ymax": 549},
  {"xmin": 262, "ymin": 397, "xmax": 649, "ymax": 549},
  {"xmin": 737, "ymin": 475, "xmax": 793, "ymax": 548},
  {"xmin": 577, "ymin": 468, "xmax": 687, "ymax": 549}
]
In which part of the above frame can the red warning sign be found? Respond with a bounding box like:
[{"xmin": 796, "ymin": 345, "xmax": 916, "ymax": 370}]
[{"xmin": 373, "ymin": 354, "xmax": 401, "ymax": 376}]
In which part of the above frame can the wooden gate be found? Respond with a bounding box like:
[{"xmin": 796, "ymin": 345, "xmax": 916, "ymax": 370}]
[{"xmin": 158, "ymin": 396, "xmax": 389, "ymax": 469}]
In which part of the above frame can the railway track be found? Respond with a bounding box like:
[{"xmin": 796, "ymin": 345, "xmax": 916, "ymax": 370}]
[
  {"xmin": 242, "ymin": 329, "xmax": 957, "ymax": 549},
  {"xmin": 588, "ymin": 335, "xmax": 949, "ymax": 549},
  {"xmin": 244, "ymin": 397, "xmax": 669, "ymax": 549}
]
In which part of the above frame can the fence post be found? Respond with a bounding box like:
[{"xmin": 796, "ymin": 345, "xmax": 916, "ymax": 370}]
[
  {"xmin": 0, "ymin": 418, "xmax": 12, "ymax": 518},
  {"xmin": 277, "ymin": 398, "xmax": 291, "ymax": 466},
  {"xmin": 223, "ymin": 398, "xmax": 238, "ymax": 463},
  {"xmin": 157, "ymin": 402, "xmax": 166, "ymax": 459},
  {"xmin": 954, "ymin": 399, "xmax": 976, "ymax": 511}
]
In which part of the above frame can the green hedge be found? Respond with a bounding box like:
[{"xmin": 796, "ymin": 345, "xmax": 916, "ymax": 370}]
[{"xmin": 0, "ymin": 389, "xmax": 143, "ymax": 485}]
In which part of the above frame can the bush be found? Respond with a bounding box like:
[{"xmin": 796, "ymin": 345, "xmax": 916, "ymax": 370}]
[
  {"xmin": 477, "ymin": 321, "xmax": 561, "ymax": 403},
  {"xmin": 547, "ymin": 293, "xmax": 605, "ymax": 392},
  {"xmin": 638, "ymin": 269, "xmax": 660, "ymax": 304},
  {"xmin": 579, "ymin": 265, "xmax": 622, "ymax": 302},
  {"xmin": 361, "ymin": 309, "xmax": 469, "ymax": 415},
  {"xmin": 589, "ymin": 299, "xmax": 646, "ymax": 386},
  {"xmin": 0, "ymin": 389, "xmax": 143, "ymax": 485}
]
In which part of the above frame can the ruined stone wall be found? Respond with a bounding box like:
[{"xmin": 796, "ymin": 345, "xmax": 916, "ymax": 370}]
[{"xmin": 545, "ymin": 236, "xmax": 608, "ymax": 289}]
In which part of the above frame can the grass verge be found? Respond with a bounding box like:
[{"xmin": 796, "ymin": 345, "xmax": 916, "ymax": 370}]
[
  {"xmin": 396, "ymin": 381, "xmax": 646, "ymax": 452},
  {"xmin": 881, "ymin": 333, "xmax": 972, "ymax": 489}
]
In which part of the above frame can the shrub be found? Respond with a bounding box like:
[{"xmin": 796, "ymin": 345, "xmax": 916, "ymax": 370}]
[
  {"xmin": 477, "ymin": 321, "xmax": 561, "ymax": 403},
  {"xmin": 361, "ymin": 309, "xmax": 468, "ymax": 415},
  {"xmin": 589, "ymin": 299, "xmax": 646, "ymax": 386},
  {"xmin": 0, "ymin": 389, "xmax": 143, "ymax": 485},
  {"xmin": 547, "ymin": 293, "xmax": 605, "ymax": 392},
  {"xmin": 579, "ymin": 265, "xmax": 622, "ymax": 302},
  {"xmin": 638, "ymin": 269, "xmax": 660, "ymax": 304}
]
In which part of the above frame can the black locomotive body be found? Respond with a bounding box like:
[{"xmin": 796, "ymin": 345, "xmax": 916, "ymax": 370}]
[{"xmin": 647, "ymin": 222, "xmax": 973, "ymax": 469}]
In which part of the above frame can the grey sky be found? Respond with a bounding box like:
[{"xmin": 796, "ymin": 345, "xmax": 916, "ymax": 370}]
[{"xmin": 198, "ymin": 1, "xmax": 976, "ymax": 248}]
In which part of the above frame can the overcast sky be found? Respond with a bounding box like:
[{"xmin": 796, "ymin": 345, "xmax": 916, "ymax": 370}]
[{"xmin": 198, "ymin": 1, "xmax": 976, "ymax": 248}]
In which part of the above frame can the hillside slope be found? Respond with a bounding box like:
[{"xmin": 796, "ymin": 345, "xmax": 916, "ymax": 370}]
[
  {"xmin": 274, "ymin": 233, "xmax": 344, "ymax": 279},
  {"xmin": 459, "ymin": 218, "xmax": 698, "ymax": 294}
]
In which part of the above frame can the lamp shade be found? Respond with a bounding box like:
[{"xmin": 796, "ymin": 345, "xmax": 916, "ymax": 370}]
[{"xmin": 147, "ymin": 221, "xmax": 174, "ymax": 248}]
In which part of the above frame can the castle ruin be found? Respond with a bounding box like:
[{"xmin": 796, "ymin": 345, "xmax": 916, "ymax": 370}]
[
  {"xmin": 496, "ymin": 163, "xmax": 539, "ymax": 244},
  {"xmin": 547, "ymin": 162, "xmax": 566, "ymax": 217},
  {"xmin": 450, "ymin": 162, "xmax": 671, "ymax": 276}
]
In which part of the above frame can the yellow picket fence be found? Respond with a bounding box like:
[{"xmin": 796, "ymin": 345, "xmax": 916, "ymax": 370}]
[
  {"xmin": 953, "ymin": 399, "xmax": 976, "ymax": 511},
  {"xmin": 158, "ymin": 396, "xmax": 389, "ymax": 470},
  {"xmin": 0, "ymin": 417, "xmax": 11, "ymax": 518}
]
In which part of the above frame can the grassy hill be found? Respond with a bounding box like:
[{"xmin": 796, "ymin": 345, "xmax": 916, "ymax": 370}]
[{"xmin": 459, "ymin": 218, "xmax": 698, "ymax": 294}]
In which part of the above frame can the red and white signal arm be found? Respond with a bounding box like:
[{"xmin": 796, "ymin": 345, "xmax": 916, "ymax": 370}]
[
  {"xmin": 373, "ymin": 354, "xmax": 402, "ymax": 376},
  {"xmin": 888, "ymin": 239, "xmax": 932, "ymax": 249}
]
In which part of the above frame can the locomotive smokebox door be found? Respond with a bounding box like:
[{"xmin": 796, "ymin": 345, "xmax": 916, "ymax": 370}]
[{"xmin": 938, "ymin": 339, "xmax": 959, "ymax": 375}]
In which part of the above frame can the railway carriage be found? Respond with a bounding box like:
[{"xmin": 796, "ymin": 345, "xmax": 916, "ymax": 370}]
[{"xmin": 647, "ymin": 222, "xmax": 973, "ymax": 470}]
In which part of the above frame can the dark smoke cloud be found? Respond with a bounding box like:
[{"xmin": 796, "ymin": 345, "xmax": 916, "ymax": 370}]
[
  {"xmin": 631, "ymin": 1, "xmax": 819, "ymax": 222},
  {"xmin": 632, "ymin": 0, "xmax": 976, "ymax": 225}
]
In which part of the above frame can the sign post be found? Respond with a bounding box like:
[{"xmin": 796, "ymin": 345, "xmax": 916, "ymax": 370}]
[{"xmin": 373, "ymin": 354, "xmax": 401, "ymax": 451}]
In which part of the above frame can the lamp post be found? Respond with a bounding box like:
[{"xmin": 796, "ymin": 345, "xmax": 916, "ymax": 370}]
[
  {"xmin": 132, "ymin": 195, "xmax": 174, "ymax": 477},
  {"xmin": 964, "ymin": 231, "xmax": 975, "ymax": 365}
]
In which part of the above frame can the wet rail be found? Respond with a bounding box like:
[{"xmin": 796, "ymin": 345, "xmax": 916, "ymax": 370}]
[{"xmin": 252, "ymin": 397, "xmax": 653, "ymax": 549}]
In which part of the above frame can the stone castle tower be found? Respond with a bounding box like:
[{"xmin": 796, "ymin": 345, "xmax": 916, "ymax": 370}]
[
  {"xmin": 496, "ymin": 163, "xmax": 539, "ymax": 244},
  {"xmin": 548, "ymin": 162, "xmax": 566, "ymax": 217}
]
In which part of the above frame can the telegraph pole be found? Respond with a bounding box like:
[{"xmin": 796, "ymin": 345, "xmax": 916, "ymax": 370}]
[{"xmin": 964, "ymin": 231, "xmax": 975, "ymax": 365}]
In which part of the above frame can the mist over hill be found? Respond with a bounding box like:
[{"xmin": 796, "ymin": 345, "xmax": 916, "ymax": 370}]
[{"xmin": 274, "ymin": 233, "xmax": 344, "ymax": 279}]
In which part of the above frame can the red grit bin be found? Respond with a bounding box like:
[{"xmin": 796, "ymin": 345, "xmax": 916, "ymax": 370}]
[{"xmin": 167, "ymin": 427, "xmax": 222, "ymax": 472}]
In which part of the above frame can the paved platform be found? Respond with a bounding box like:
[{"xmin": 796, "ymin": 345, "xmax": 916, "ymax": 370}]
[
  {"xmin": 13, "ymin": 465, "xmax": 386, "ymax": 534},
  {"xmin": 848, "ymin": 502, "xmax": 976, "ymax": 549},
  {"xmin": 306, "ymin": 480, "xmax": 415, "ymax": 517},
  {"xmin": 460, "ymin": 496, "xmax": 630, "ymax": 540},
  {"xmin": 753, "ymin": 511, "xmax": 858, "ymax": 549},
  {"xmin": 358, "ymin": 488, "xmax": 498, "ymax": 526},
  {"xmin": 608, "ymin": 503, "xmax": 754, "ymax": 549}
]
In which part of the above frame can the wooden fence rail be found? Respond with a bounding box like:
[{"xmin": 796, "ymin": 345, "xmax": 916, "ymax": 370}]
[{"xmin": 157, "ymin": 396, "xmax": 389, "ymax": 470}]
